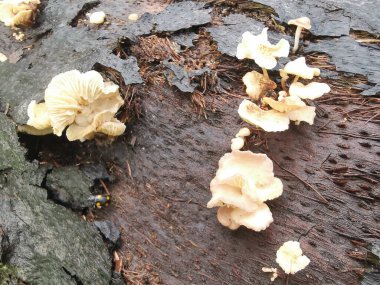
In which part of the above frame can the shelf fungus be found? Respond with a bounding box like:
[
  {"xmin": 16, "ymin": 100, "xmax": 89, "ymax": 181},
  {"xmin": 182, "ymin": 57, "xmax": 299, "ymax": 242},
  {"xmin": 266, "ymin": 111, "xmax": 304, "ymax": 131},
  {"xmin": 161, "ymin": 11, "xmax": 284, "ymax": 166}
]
[
  {"xmin": 289, "ymin": 82, "xmax": 331, "ymax": 100},
  {"xmin": 238, "ymin": 99, "xmax": 290, "ymax": 132},
  {"xmin": 0, "ymin": 0, "xmax": 40, "ymax": 27},
  {"xmin": 236, "ymin": 28, "xmax": 290, "ymax": 74},
  {"xmin": 242, "ymin": 71, "xmax": 276, "ymax": 100},
  {"xmin": 276, "ymin": 241, "xmax": 310, "ymax": 274},
  {"xmin": 207, "ymin": 150, "xmax": 283, "ymax": 231},
  {"xmin": 24, "ymin": 70, "xmax": 126, "ymax": 142},
  {"xmin": 263, "ymin": 93, "xmax": 316, "ymax": 125}
]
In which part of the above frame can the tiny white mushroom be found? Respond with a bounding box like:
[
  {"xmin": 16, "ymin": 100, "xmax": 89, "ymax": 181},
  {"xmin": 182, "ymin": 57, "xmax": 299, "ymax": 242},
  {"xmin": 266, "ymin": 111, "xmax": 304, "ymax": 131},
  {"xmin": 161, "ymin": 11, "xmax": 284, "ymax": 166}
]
[
  {"xmin": 284, "ymin": 57, "xmax": 320, "ymax": 82},
  {"xmin": 238, "ymin": 99, "xmax": 290, "ymax": 132},
  {"xmin": 288, "ymin": 17, "xmax": 311, "ymax": 53},
  {"xmin": 128, "ymin": 13, "xmax": 139, "ymax": 21},
  {"xmin": 262, "ymin": 267, "xmax": 278, "ymax": 282},
  {"xmin": 231, "ymin": 137, "xmax": 245, "ymax": 151},
  {"xmin": 276, "ymin": 241, "xmax": 310, "ymax": 274},
  {"xmin": 289, "ymin": 82, "xmax": 331, "ymax": 100},
  {"xmin": 235, "ymin": 127, "xmax": 250, "ymax": 138},
  {"xmin": 89, "ymin": 11, "xmax": 106, "ymax": 24}
]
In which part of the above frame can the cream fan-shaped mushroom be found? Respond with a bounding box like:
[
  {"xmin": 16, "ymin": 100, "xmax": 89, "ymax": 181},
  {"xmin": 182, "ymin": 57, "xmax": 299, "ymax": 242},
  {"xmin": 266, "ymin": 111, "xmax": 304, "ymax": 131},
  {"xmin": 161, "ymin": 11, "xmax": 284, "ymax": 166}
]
[
  {"xmin": 208, "ymin": 175, "xmax": 263, "ymax": 212},
  {"xmin": 217, "ymin": 204, "xmax": 273, "ymax": 231},
  {"xmin": 284, "ymin": 57, "xmax": 320, "ymax": 80},
  {"xmin": 288, "ymin": 17, "xmax": 311, "ymax": 53},
  {"xmin": 238, "ymin": 99, "xmax": 290, "ymax": 132},
  {"xmin": 263, "ymin": 95, "xmax": 316, "ymax": 125},
  {"xmin": 66, "ymin": 109, "xmax": 125, "ymax": 142},
  {"xmin": 44, "ymin": 70, "xmax": 122, "ymax": 137},
  {"xmin": 242, "ymin": 71, "xmax": 276, "ymax": 100},
  {"xmin": 276, "ymin": 241, "xmax": 310, "ymax": 274},
  {"xmin": 237, "ymin": 28, "xmax": 290, "ymax": 70},
  {"xmin": 0, "ymin": 0, "xmax": 40, "ymax": 27},
  {"xmin": 208, "ymin": 151, "xmax": 283, "ymax": 207},
  {"xmin": 263, "ymin": 95, "xmax": 306, "ymax": 113},
  {"xmin": 289, "ymin": 82, "xmax": 330, "ymax": 100},
  {"xmin": 287, "ymin": 105, "xmax": 316, "ymax": 125},
  {"xmin": 26, "ymin": 100, "xmax": 51, "ymax": 130}
]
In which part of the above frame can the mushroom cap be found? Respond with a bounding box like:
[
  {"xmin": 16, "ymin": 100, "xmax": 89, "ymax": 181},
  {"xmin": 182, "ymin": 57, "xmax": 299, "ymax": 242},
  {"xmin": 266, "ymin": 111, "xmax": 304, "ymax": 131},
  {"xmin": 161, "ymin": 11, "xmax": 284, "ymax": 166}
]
[
  {"xmin": 208, "ymin": 151, "xmax": 283, "ymax": 208},
  {"xmin": 242, "ymin": 71, "xmax": 277, "ymax": 100},
  {"xmin": 263, "ymin": 95, "xmax": 306, "ymax": 113},
  {"xmin": 289, "ymin": 82, "xmax": 330, "ymax": 100},
  {"xmin": 287, "ymin": 105, "xmax": 316, "ymax": 125},
  {"xmin": 231, "ymin": 137, "xmax": 245, "ymax": 151},
  {"xmin": 26, "ymin": 100, "xmax": 51, "ymax": 130},
  {"xmin": 45, "ymin": 70, "xmax": 123, "ymax": 138},
  {"xmin": 284, "ymin": 57, "xmax": 320, "ymax": 79},
  {"xmin": 276, "ymin": 241, "xmax": 310, "ymax": 274},
  {"xmin": 128, "ymin": 13, "xmax": 139, "ymax": 21},
  {"xmin": 217, "ymin": 204, "xmax": 273, "ymax": 231},
  {"xmin": 263, "ymin": 95, "xmax": 316, "ymax": 125},
  {"xmin": 238, "ymin": 99, "xmax": 290, "ymax": 132},
  {"xmin": 288, "ymin": 17, "xmax": 311, "ymax": 30},
  {"xmin": 0, "ymin": 52, "xmax": 7, "ymax": 62},
  {"xmin": 89, "ymin": 11, "xmax": 106, "ymax": 24},
  {"xmin": 235, "ymin": 127, "xmax": 251, "ymax": 138},
  {"xmin": 237, "ymin": 28, "xmax": 290, "ymax": 69}
]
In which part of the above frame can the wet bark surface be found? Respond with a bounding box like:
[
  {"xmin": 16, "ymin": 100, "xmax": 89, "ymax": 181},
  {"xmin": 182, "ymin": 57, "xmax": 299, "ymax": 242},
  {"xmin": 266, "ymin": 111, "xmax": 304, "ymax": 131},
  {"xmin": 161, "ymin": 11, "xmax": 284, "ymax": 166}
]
[{"xmin": 0, "ymin": 0, "xmax": 379, "ymax": 284}]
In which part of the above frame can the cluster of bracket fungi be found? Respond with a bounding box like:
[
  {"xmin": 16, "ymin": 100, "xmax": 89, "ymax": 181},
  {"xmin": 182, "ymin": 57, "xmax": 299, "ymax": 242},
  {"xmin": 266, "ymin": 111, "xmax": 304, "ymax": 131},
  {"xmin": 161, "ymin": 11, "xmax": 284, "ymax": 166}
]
[{"xmin": 206, "ymin": 17, "xmax": 332, "ymax": 279}]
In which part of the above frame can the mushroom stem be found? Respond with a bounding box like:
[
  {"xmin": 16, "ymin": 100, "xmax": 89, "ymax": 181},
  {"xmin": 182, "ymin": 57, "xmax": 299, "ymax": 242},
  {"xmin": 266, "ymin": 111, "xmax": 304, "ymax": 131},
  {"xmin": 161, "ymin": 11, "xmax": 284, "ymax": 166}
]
[
  {"xmin": 292, "ymin": 75, "xmax": 300, "ymax": 83},
  {"xmin": 262, "ymin": 68, "xmax": 269, "ymax": 79},
  {"xmin": 281, "ymin": 77, "xmax": 287, "ymax": 91},
  {"xmin": 292, "ymin": 26, "xmax": 303, "ymax": 53}
]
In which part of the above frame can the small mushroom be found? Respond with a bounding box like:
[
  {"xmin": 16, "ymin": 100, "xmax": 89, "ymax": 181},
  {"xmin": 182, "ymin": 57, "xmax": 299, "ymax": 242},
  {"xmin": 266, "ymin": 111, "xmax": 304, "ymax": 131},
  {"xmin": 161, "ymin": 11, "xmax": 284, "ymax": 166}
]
[
  {"xmin": 276, "ymin": 241, "xmax": 310, "ymax": 274},
  {"xmin": 89, "ymin": 11, "xmax": 106, "ymax": 24},
  {"xmin": 238, "ymin": 99, "xmax": 290, "ymax": 132},
  {"xmin": 288, "ymin": 17, "xmax": 311, "ymax": 53},
  {"xmin": 231, "ymin": 137, "xmax": 245, "ymax": 151},
  {"xmin": 26, "ymin": 100, "xmax": 51, "ymax": 130},
  {"xmin": 235, "ymin": 127, "xmax": 250, "ymax": 138},
  {"xmin": 289, "ymin": 82, "xmax": 330, "ymax": 100},
  {"xmin": 237, "ymin": 28, "xmax": 290, "ymax": 76},
  {"xmin": 242, "ymin": 71, "xmax": 277, "ymax": 100},
  {"xmin": 128, "ymin": 13, "xmax": 138, "ymax": 21},
  {"xmin": 284, "ymin": 57, "xmax": 320, "ymax": 82}
]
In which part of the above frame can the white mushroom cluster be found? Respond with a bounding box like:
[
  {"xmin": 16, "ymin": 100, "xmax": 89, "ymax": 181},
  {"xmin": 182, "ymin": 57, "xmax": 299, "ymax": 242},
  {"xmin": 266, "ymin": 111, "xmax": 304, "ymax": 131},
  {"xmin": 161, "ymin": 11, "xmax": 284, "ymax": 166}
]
[
  {"xmin": 230, "ymin": 127, "xmax": 250, "ymax": 151},
  {"xmin": 24, "ymin": 70, "xmax": 126, "ymax": 142},
  {"xmin": 236, "ymin": 24, "xmax": 330, "ymax": 132},
  {"xmin": 207, "ymin": 150, "xmax": 283, "ymax": 231},
  {"xmin": 0, "ymin": 0, "xmax": 40, "ymax": 27}
]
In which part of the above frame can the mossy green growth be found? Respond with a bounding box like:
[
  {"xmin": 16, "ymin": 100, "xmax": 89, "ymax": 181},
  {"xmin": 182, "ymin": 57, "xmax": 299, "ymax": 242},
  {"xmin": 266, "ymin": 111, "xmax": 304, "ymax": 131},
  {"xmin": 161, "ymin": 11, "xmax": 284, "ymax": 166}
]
[{"xmin": 0, "ymin": 263, "xmax": 18, "ymax": 285}]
